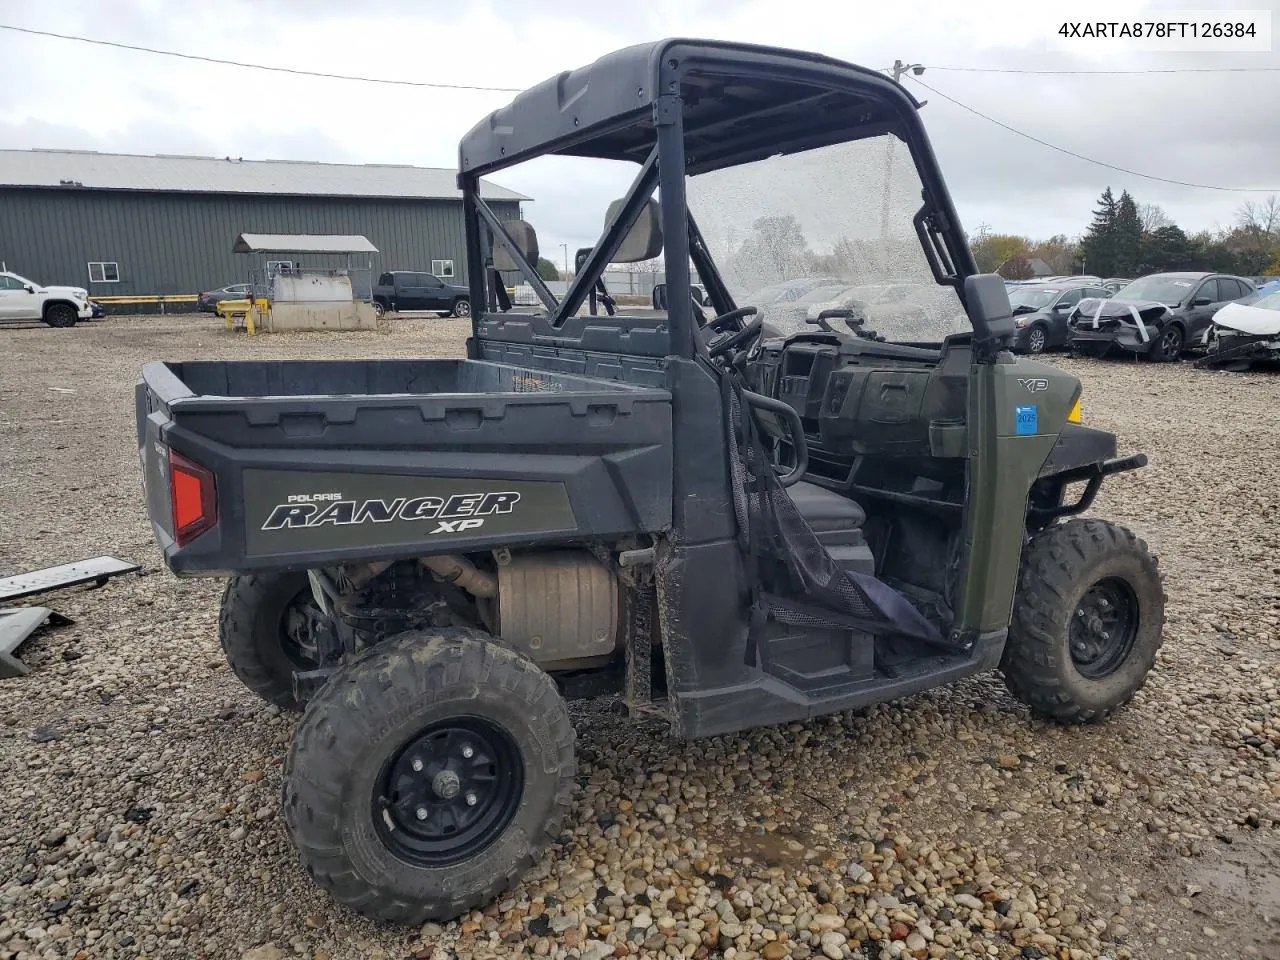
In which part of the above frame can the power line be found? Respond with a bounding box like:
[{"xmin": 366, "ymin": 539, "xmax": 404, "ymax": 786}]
[
  {"xmin": 930, "ymin": 64, "xmax": 1280, "ymax": 75},
  {"xmin": 0, "ymin": 23, "xmax": 523, "ymax": 92},
  {"xmin": 907, "ymin": 75, "xmax": 1279, "ymax": 193}
]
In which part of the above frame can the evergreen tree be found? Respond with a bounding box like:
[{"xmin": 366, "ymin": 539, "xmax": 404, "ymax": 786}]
[
  {"xmin": 1112, "ymin": 191, "xmax": 1142, "ymax": 276},
  {"xmin": 1079, "ymin": 187, "xmax": 1118, "ymax": 276}
]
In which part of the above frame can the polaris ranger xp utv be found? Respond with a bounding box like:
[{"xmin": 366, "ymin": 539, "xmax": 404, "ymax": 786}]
[{"xmin": 136, "ymin": 39, "xmax": 1164, "ymax": 923}]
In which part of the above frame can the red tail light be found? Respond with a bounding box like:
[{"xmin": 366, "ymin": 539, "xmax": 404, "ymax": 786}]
[{"xmin": 169, "ymin": 448, "xmax": 217, "ymax": 546}]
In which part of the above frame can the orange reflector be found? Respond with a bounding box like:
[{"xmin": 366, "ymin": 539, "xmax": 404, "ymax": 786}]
[
  {"xmin": 1067, "ymin": 397, "xmax": 1082, "ymax": 423},
  {"xmin": 169, "ymin": 448, "xmax": 217, "ymax": 546}
]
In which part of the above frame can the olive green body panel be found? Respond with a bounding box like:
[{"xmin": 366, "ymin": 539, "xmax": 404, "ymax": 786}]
[{"xmin": 953, "ymin": 353, "xmax": 1082, "ymax": 637}]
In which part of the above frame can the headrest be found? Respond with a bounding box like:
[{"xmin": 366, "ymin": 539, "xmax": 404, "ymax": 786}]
[
  {"xmin": 493, "ymin": 220, "xmax": 539, "ymax": 272},
  {"xmin": 605, "ymin": 198, "xmax": 663, "ymax": 263}
]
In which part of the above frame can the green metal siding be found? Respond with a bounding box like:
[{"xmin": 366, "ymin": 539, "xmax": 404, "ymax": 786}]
[{"xmin": 0, "ymin": 188, "xmax": 520, "ymax": 295}]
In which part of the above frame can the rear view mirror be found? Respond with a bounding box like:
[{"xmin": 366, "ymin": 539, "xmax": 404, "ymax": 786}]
[
  {"xmin": 963, "ymin": 273, "xmax": 1016, "ymax": 348},
  {"xmin": 1192, "ymin": 297, "xmax": 1211, "ymax": 307}
]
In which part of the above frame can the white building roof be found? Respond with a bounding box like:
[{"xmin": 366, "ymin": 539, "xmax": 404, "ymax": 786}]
[
  {"xmin": 233, "ymin": 234, "xmax": 379, "ymax": 254},
  {"xmin": 0, "ymin": 149, "xmax": 528, "ymax": 202}
]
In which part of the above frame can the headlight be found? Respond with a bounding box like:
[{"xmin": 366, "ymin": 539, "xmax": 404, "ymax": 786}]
[{"xmin": 1014, "ymin": 316, "xmax": 1028, "ymax": 328}]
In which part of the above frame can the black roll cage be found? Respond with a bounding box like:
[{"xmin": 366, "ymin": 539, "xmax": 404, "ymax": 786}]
[{"xmin": 459, "ymin": 39, "xmax": 977, "ymax": 359}]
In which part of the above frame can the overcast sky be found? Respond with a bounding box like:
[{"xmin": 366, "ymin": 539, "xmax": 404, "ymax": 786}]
[{"xmin": 2, "ymin": 0, "xmax": 1278, "ymax": 260}]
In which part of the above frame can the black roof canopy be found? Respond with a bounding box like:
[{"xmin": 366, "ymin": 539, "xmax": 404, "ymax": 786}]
[{"xmin": 458, "ymin": 39, "xmax": 925, "ymax": 177}]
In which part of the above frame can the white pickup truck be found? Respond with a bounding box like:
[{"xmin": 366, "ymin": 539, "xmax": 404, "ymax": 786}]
[{"xmin": 0, "ymin": 271, "xmax": 102, "ymax": 327}]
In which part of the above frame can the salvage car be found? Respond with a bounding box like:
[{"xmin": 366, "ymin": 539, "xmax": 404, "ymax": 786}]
[
  {"xmin": 1195, "ymin": 289, "xmax": 1280, "ymax": 370},
  {"xmin": 1067, "ymin": 272, "xmax": 1256, "ymax": 361},
  {"xmin": 1007, "ymin": 279, "xmax": 1111, "ymax": 355},
  {"xmin": 197, "ymin": 283, "xmax": 251, "ymax": 312}
]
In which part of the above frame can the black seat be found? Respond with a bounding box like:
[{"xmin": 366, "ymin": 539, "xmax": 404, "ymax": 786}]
[{"xmin": 786, "ymin": 481, "xmax": 866, "ymax": 532}]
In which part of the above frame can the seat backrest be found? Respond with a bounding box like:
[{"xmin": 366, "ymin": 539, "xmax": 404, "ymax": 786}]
[
  {"xmin": 493, "ymin": 220, "xmax": 539, "ymax": 272},
  {"xmin": 604, "ymin": 198, "xmax": 663, "ymax": 263}
]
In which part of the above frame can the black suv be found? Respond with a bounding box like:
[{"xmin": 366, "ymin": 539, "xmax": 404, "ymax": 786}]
[
  {"xmin": 1068, "ymin": 272, "xmax": 1256, "ymax": 361},
  {"xmin": 1009, "ymin": 279, "xmax": 1111, "ymax": 354}
]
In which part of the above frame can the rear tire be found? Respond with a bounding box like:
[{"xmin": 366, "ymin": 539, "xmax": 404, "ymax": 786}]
[
  {"xmin": 283, "ymin": 629, "xmax": 575, "ymax": 923},
  {"xmin": 218, "ymin": 573, "xmax": 323, "ymax": 711},
  {"xmin": 452, "ymin": 298, "xmax": 471, "ymax": 319},
  {"xmin": 1002, "ymin": 519, "xmax": 1165, "ymax": 723},
  {"xmin": 44, "ymin": 303, "xmax": 78, "ymax": 328}
]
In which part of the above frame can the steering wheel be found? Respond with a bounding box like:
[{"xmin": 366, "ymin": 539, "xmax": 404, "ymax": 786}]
[{"xmin": 703, "ymin": 306, "xmax": 763, "ymax": 358}]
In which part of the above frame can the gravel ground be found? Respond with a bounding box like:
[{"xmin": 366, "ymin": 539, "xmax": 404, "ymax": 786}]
[{"xmin": 0, "ymin": 315, "xmax": 1276, "ymax": 960}]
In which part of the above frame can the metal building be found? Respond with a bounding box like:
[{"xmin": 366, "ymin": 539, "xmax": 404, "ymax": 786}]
[{"xmin": 0, "ymin": 149, "xmax": 526, "ymax": 299}]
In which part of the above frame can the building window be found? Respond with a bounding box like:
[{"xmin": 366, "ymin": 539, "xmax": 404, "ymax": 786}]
[
  {"xmin": 88, "ymin": 261, "xmax": 119, "ymax": 283},
  {"xmin": 266, "ymin": 260, "xmax": 296, "ymax": 275},
  {"xmin": 431, "ymin": 259, "xmax": 455, "ymax": 278}
]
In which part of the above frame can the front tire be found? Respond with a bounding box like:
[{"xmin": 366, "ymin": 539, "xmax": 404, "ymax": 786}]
[
  {"xmin": 283, "ymin": 629, "xmax": 575, "ymax": 924},
  {"xmin": 1002, "ymin": 519, "xmax": 1165, "ymax": 723},
  {"xmin": 1024, "ymin": 324, "xmax": 1049, "ymax": 355},
  {"xmin": 372, "ymin": 301, "xmax": 387, "ymax": 320},
  {"xmin": 1149, "ymin": 324, "xmax": 1184, "ymax": 362},
  {"xmin": 452, "ymin": 298, "xmax": 471, "ymax": 319},
  {"xmin": 44, "ymin": 304, "xmax": 78, "ymax": 328},
  {"xmin": 218, "ymin": 573, "xmax": 323, "ymax": 711}
]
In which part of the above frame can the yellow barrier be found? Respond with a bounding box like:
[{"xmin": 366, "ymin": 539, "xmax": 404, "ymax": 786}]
[{"xmin": 216, "ymin": 297, "xmax": 270, "ymax": 335}]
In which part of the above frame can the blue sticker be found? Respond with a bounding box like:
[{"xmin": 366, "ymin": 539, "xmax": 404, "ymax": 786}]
[{"xmin": 1015, "ymin": 405, "xmax": 1039, "ymax": 436}]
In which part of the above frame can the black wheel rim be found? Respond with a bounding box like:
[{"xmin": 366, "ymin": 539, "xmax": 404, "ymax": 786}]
[
  {"xmin": 278, "ymin": 589, "xmax": 323, "ymax": 668},
  {"xmin": 1028, "ymin": 328, "xmax": 1046, "ymax": 353},
  {"xmin": 1069, "ymin": 577, "xmax": 1140, "ymax": 678},
  {"xmin": 1161, "ymin": 328, "xmax": 1182, "ymax": 354},
  {"xmin": 373, "ymin": 717, "xmax": 523, "ymax": 866}
]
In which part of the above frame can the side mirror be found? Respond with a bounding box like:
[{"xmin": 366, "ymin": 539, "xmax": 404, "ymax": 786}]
[
  {"xmin": 1191, "ymin": 297, "xmax": 1212, "ymax": 307},
  {"xmin": 963, "ymin": 273, "xmax": 1016, "ymax": 348},
  {"xmin": 23, "ymin": 284, "xmax": 35, "ymax": 294},
  {"xmin": 1051, "ymin": 302, "xmax": 1069, "ymax": 312}
]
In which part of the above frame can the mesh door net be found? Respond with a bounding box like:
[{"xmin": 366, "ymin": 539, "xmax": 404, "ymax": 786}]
[{"xmin": 721, "ymin": 370, "xmax": 953, "ymax": 664}]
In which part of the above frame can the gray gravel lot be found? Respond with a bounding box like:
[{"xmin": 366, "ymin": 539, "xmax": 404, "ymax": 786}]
[{"xmin": 0, "ymin": 315, "xmax": 1277, "ymax": 960}]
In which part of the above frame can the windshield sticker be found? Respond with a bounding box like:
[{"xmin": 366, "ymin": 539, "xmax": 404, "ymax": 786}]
[
  {"xmin": 1172, "ymin": 281, "xmax": 1192, "ymax": 287},
  {"xmin": 1015, "ymin": 405, "xmax": 1039, "ymax": 436}
]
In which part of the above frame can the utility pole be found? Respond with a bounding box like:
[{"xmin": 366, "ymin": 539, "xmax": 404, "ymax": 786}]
[
  {"xmin": 879, "ymin": 61, "xmax": 925, "ymax": 238},
  {"xmin": 560, "ymin": 243, "xmax": 568, "ymax": 282}
]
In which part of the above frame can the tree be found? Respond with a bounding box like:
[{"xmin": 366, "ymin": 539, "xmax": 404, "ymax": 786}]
[
  {"xmin": 535, "ymin": 257, "xmax": 560, "ymax": 281},
  {"xmin": 1138, "ymin": 225, "xmax": 1197, "ymax": 273},
  {"xmin": 1079, "ymin": 187, "xmax": 1119, "ymax": 276},
  {"xmin": 1112, "ymin": 191, "xmax": 1143, "ymax": 276},
  {"xmin": 998, "ymin": 255, "xmax": 1034, "ymax": 280},
  {"xmin": 969, "ymin": 232, "xmax": 1030, "ymax": 274},
  {"xmin": 1235, "ymin": 196, "xmax": 1280, "ymax": 271},
  {"xmin": 1031, "ymin": 234, "xmax": 1079, "ymax": 275},
  {"xmin": 726, "ymin": 215, "xmax": 811, "ymax": 288},
  {"xmin": 1137, "ymin": 203, "xmax": 1172, "ymax": 234}
]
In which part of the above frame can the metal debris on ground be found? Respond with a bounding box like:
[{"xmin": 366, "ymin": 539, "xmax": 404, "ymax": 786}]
[{"xmin": 0, "ymin": 607, "xmax": 72, "ymax": 678}]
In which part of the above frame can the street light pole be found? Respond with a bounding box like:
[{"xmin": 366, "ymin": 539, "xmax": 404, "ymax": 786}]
[{"xmin": 560, "ymin": 243, "xmax": 568, "ymax": 281}]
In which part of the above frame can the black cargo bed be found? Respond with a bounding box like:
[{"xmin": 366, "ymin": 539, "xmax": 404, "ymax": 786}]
[{"xmin": 136, "ymin": 359, "xmax": 673, "ymax": 575}]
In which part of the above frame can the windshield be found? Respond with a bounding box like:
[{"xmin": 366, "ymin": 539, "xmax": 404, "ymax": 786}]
[
  {"xmin": 1007, "ymin": 287, "xmax": 1061, "ymax": 311},
  {"xmin": 1113, "ymin": 276, "xmax": 1195, "ymax": 305},
  {"xmin": 686, "ymin": 136, "xmax": 968, "ymax": 343},
  {"xmin": 1253, "ymin": 291, "xmax": 1280, "ymax": 311}
]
